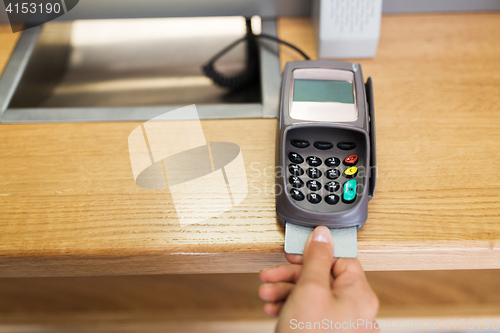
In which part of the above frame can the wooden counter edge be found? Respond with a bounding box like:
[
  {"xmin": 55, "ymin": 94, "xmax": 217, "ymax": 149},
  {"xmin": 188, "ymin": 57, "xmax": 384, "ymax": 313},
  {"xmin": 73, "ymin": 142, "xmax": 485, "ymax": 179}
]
[{"xmin": 1, "ymin": 248, "xmax": 499, "ymax": 277}]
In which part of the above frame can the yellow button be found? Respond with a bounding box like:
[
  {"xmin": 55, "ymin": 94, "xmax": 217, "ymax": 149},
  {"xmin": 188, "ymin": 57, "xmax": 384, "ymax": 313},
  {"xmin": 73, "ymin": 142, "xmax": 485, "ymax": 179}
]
[
  {"xmin": 344, "ymin": 166, "xmax": 358, "ymax": 178},
  {"xmin": 344, "ymin": 167, "xmax": 357, "ymax": 175}
]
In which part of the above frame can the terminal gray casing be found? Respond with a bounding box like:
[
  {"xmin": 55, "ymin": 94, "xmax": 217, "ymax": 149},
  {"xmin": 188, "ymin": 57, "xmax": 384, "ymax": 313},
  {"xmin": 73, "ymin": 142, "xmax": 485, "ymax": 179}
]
[{"xmin": 276, "ymin": 60, "xmax": 376, "ymax": 230}]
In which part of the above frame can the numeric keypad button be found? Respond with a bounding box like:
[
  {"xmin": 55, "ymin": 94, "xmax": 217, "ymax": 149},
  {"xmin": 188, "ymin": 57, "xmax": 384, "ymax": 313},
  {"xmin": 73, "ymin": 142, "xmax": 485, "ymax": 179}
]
[
  {"xmin": 288, "ymin": 152, "xmax": 304, "ymax": 164},
  {"xmin": 326, "ymin": 169, "xmax": 340, "ymax": 180},
  {"xmin": 290, "ymin": 189, "xmax": 305, "ymax": 201},
  {"xmin": 307, "ymin": 168, "xmax": 322, "ymax": 179},
  {"xmin": 325, "ymin": 157, "xmax": 340, "ymax": 167},
  {"xmin": 306, "ymin": 156, "xmax": 322, "ymax": 167},
  {"xmin": 324, "ymin": 181, "xmax": 340, "ymax": 192},
  {"xmin": 307, "ymin": 180, "xmax": 322, "ymax": 191},
  {"xmin": 289, "ymin": 176, "xmax": 304, "ymax": 188},
  {"xmin": 307, "ymin": 193, "xmax": 322, "ymax": 204},
  {"xmin": 288, "ymin": 164, "xmax": 304, "ymax": 176},
  {"xmin": 325, "ymin": 194, "xmax": 340, "ymax": 205}
]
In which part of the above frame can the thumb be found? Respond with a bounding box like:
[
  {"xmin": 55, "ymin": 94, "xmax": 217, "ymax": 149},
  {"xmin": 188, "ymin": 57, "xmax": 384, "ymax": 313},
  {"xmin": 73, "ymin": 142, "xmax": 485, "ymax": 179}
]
[{"xmin": 296, "ymin": 226, "xmax": 335, "ymax": 289}]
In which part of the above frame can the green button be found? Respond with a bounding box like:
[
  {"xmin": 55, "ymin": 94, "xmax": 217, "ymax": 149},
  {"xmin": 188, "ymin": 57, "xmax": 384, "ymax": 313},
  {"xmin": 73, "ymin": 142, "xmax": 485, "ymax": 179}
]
[{"xmin": 343, "ymin": 179, "xmax": 357, "ymax": 203}]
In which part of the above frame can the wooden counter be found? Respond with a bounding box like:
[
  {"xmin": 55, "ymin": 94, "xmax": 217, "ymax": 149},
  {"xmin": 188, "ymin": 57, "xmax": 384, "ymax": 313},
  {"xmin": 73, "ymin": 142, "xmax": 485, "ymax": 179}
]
[{"xmin": 0, "ymin": 14, "xmax": 499, "ymax": 277}]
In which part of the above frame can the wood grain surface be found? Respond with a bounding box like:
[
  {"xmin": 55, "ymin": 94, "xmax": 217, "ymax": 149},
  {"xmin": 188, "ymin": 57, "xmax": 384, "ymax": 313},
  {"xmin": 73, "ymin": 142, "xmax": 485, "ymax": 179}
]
[
  {"xmin": 0, "ymin": 13, "xmax": 500, "ymax": 277},
  {"xmin": 0, "ymin": 271, "xmax": 499, "ymax": 332},
  {"xmin": 0, "ymin": 25, "xmax": 19, "ymax": 75}
]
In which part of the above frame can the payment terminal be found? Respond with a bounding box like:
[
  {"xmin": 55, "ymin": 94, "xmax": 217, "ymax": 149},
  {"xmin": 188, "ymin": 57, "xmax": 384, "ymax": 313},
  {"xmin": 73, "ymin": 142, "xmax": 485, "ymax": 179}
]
[{"xmin": 276, "ymin": 60, "xmax": 376, "ymax": 250}]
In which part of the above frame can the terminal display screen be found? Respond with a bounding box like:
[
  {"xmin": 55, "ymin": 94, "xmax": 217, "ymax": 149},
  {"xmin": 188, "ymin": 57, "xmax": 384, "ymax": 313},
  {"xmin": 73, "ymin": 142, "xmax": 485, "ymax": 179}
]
[{"xmin": 293, "ymin": 79, "xmax": 354, "ymax": 104}]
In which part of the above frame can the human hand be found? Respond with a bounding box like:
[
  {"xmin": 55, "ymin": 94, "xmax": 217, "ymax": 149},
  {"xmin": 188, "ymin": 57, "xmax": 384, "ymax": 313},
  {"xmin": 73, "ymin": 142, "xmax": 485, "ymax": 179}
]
[{"xmin": 259, "ymin": 226, "xmax": 379, "ymax": 332}]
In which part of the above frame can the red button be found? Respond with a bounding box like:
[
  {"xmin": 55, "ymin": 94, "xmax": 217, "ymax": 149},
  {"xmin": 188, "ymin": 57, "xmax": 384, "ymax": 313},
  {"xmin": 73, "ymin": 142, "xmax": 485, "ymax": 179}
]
[{"xmin": 344, "ymin": 155, "xmax": 358, "ymax": 166}]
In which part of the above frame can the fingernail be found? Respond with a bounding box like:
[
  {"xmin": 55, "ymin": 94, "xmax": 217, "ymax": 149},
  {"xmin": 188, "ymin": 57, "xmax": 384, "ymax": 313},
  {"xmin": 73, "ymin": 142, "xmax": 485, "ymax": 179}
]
[{"xmin": 312, "ymin": 226, "xmax": 331, "ymax": 243}]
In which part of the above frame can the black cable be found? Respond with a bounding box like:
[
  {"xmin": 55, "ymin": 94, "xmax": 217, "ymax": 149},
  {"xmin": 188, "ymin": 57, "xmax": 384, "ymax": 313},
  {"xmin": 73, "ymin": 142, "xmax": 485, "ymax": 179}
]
[
  {"xmin": 202, "ymin": 20, "xmax": 310, "ymax": 90},
  {"xmin": 202, "ymin": 18, "xmax": 259, "ymax": 90},
  {"xmin": 257, "ymin": 33, "xmax": 310, "ymax": 61}
]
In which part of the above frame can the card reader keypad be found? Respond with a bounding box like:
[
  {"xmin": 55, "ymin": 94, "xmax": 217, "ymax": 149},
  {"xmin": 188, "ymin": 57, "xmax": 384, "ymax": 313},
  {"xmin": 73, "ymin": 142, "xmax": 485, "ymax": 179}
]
[{"xmin": 286, "ymin": 139, "xmax": 361, "ymax": 211}]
